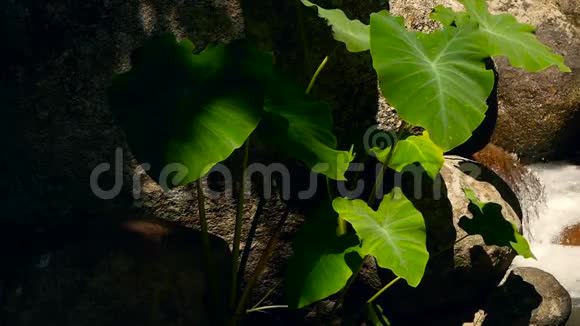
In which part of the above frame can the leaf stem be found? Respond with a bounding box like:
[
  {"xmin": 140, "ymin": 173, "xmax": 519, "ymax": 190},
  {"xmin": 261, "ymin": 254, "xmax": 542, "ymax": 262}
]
[
  {"xmin": 250, "ymin": 281, "xmax": 281, "ymax": 310},
  {"xmin": 238, "ymin": 195, "xmax": 267, "ymax": 290},
  {"xmin": 332, "ymin": 256, "xmax": 366, "ymax": 312},
  {"xmin": 367, "ymin": 122, "xmax": 407, "ymax": 207},
  {"xmin": 230, "ymin": 139, "xmax": 250, "ymax": 308},
  {"xmin": 196, "ymin": 181, "xmax": 217, "ymax": 309},
  {"xmin": 305, "ymin": 56, "xmax": 329, "ymax": 95},
  {"xmin": 232, "ymin": 210, "xmax": 290, "ymax": 325},
  {"xmin": 367, "ymin": 277, "xmax": 401, "ymax": 304},
  {"xmin": 246, "ymin": 305, "xmax": 289, "ymax": 313}
]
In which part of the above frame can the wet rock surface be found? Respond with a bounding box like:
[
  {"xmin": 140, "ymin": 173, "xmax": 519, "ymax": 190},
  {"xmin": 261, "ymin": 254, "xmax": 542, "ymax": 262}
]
[{"xmin": 557, "ymin": 223, "xmax": 580, "ymax": 246}]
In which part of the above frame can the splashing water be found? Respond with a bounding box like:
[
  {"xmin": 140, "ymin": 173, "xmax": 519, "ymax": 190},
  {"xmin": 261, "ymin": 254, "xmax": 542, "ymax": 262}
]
[{"xmin": 512, "ymin": 163, "xmax": 580, "ymax": 324}]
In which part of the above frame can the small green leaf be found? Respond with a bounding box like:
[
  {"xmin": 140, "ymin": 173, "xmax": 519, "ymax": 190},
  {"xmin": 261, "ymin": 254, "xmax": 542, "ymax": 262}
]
[
  {"xmin": 301, "ymin": 0, "xmax": 370, "ymax": 52},
  {"xmin": 459, "ymin": 189, "xmax": 535, "ymax": 259},
  {"xmin": 109, "ymin": 35, "xmax": 266, "ymax": 187},
  {"xmin": 261, "ymin": 77, "xmax": 355, "ymax": 181},
  {"xmin": 370, "ymin": 11, "xmax": 495, "ymax": 151},
  {"xmin": 332, "ymin": 188, "xmax": 429, "ymax": 287},
  {"xmin": 459, "ymin": 0, "xmax": 570, "ymax": 72},
  {"xmin": 370, "ymin": 132, "xmax": 444, "ymax": 179},
  {"xmin": 286, "ymin": 200, "xmax": 362, "ymax": 308},
  {"xmin": 430, "ymin": 5, "xmax": 470, "ymax": 26}
]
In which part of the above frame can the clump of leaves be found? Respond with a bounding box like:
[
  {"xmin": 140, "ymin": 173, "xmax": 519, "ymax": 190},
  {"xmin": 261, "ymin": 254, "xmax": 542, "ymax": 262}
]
[
  {"xmin": 109, "ymin": 34, "xmax": 354, "ymax": 325},
  {"xmin": 109, "ymin": 34, "xmax": 353, "ymax": 187},
  {"xmin": 288, "ymin": 0, "xmax": 567, "ymax": 322},
  {"xmin": 108, "ymin": 0, "xmax": 568, "ymax": 324}
]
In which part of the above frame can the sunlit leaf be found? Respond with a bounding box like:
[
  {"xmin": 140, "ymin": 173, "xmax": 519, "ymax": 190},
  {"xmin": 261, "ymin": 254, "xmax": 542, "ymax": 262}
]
[
  {"xmin": 370, "ymin": 11, "xmax": 495, "ymax": 151},
  {"xmin": 430, "ymin": 5, "xmax": 470, "ymax": 26},
  {"xmin": 333, "ymin": 188, "xmax": 429, "ymax": 287},
  {"xmin": 370, "ymin": 132, "xmax": 444, "ymax": 179},
  {"xmin": 458, "ymin": 0, "xmax": 570, "ymax": 72},
  {"xmin": 301, "ymin": 0, "xmax": 370, "ymax": 52},
  {"xmin": 459, "ymin": 188, "xmax": 535, "ymax": 259},
  {"xmin": 109, "ymin": 35, "xmax": 266, "ymax": 187},
  {"xmin": 286, "ymin": 200, "xmax": 362, "ymax": 308}
]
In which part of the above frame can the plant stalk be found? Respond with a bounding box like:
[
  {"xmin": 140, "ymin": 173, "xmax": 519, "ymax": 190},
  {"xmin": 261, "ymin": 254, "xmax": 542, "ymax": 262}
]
[
  {"xmin": 332, "ymin": 256, "xmax": 366, "ymax": 312},
  {"xmin": 238, "ymin": 195, "xmax": 267, "ymax": 290},
  {"xmin": 196, "ymin": 181, "xmax": 217, "ymax": 309},
  {"xmin": 246, "ymin": 305, "xmax": 289, "ymax": 313},
  {"xmin": 250, "ymin": 281, "xmax": 281, "ymax": 310},
  {"xmin": 230, "ymin": 139, "xmax": 250, "ymax": 309},
  {"xmin": 367, "ymin": 277, "xmax": 401, "ymax": 304},
  {"xmin": 231, "ymin": 210, "xmax": 290, "ymax": 325},
  {"xmin": 305, "ymin": 56, "xmax": 329, "ymax": 95},
  {"xmin": 367, "ymin": 122, "xmax": 406, "ymax": 207}
]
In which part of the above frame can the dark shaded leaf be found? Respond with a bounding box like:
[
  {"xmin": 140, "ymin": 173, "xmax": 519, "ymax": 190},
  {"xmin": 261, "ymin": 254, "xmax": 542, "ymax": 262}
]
[{"xmin": 459, "ymin": 188, "xmax": 535, "ymax": 258}]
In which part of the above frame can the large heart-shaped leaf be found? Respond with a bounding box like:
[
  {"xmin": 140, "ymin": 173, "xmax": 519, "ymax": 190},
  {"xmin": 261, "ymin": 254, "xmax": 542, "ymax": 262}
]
[
  {"xmin": 332, "ymin": 188, "xmax": 428, "ymax": 287},
  {"xmin": 109, "ymin": 35, "xmax": 266, "ymax": 187},
  {"xmin": 370, "ymin": 132, "xmax": 444, "ymax": 179},
  {"xmin": 370, "ymin": 12, "xmax": 495, "ymax": 151},
  {"xmin": 459, "ymin": 189, "xmax": 535, "ymax": 259},
  {"xmin": 286, "ymin": 200, "xmax": 362, "ymax": 308},
  {"xmin": 300, "ymin": 0, "xmax": 370, "ymax": 52},
  {"xmin": 458, "ymin": 0, "xmax": 570, "ymax": 72}
]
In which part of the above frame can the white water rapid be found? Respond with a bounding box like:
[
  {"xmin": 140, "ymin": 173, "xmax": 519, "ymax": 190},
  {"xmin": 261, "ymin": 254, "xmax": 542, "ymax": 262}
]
[{"xmin": 511, "ymin": 163, "xmax": 580, "ymax": 325}]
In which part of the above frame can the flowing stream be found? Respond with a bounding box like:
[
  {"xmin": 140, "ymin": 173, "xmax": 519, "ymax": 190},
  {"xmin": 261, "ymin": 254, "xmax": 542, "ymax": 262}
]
[{"xmin": 511, "ymin": 163, "xmax": 580, "ymax": 325}]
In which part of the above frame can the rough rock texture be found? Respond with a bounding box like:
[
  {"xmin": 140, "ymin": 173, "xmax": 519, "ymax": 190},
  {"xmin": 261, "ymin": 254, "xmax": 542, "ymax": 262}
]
[
  {"xmin": 0, "ymin": 0, "xmax": 292, "ymax": 323},
  {"xmin": 557, "ymin": 223, "xmax": 580, "ymax": 245},
  {"xmin": 2, "ymin": 218, "xmax": 232, "ymax": 326},
  {"xmin": 387, "ymin": 0, "xmax": 580, "ymax": 161},
  {"xmin": 242, "ymin": 0, "xmax": 387, "ymax": 155},
  {"xmin": 0, "ymin": 0, "xmax": 246, "ymax": 223},
  {"xmin": 485, "ymin": 267, "xmax": 572, "ymax": 326},
  {"xmin": 378, "ymin": 156, "xmax": 523, "ymax": 325},
  {"xmin": 489, "ymin": 0, "xmax": 580, "ymax": 161}
]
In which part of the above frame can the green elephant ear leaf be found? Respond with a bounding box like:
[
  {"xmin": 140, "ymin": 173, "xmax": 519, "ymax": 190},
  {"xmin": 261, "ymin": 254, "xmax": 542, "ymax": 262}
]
[
  {"xmin": 459, "ymin": 0, "xmax": 570, "ymax": 72},
  {"xmin": 370, "ymin": 11, "xmax": 495, "ymax": 151},
  {"xmin": 370, "ymin": 132, "xmax": 444, "ymax": 179},
  {"xmin": 286, "ymin": 200, "xmax": 363, "ymax": 309},
  {"xmin": 459, "ymin": 189, "xmax": 535, "ymax": 259},
  {"xmin": 109, "ymin": 35, "xmax": 267, "ymax": 187},
  {"xmin": 261, "ymin": 76, "xmax": 354, "ymax": 181},
  {"xmin": 300, "ymin": 0, "xmax": 370, "ymax": 52},
  {"xmin": 332, "ymin": 188, "xmax": 429, "ymax": 287}
]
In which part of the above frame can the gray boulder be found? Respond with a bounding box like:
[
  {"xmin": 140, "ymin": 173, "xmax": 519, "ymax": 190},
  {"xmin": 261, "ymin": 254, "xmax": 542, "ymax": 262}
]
[{"xmin": 485, "ymin": 267, "xmax": 572, "ymax": 326}]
